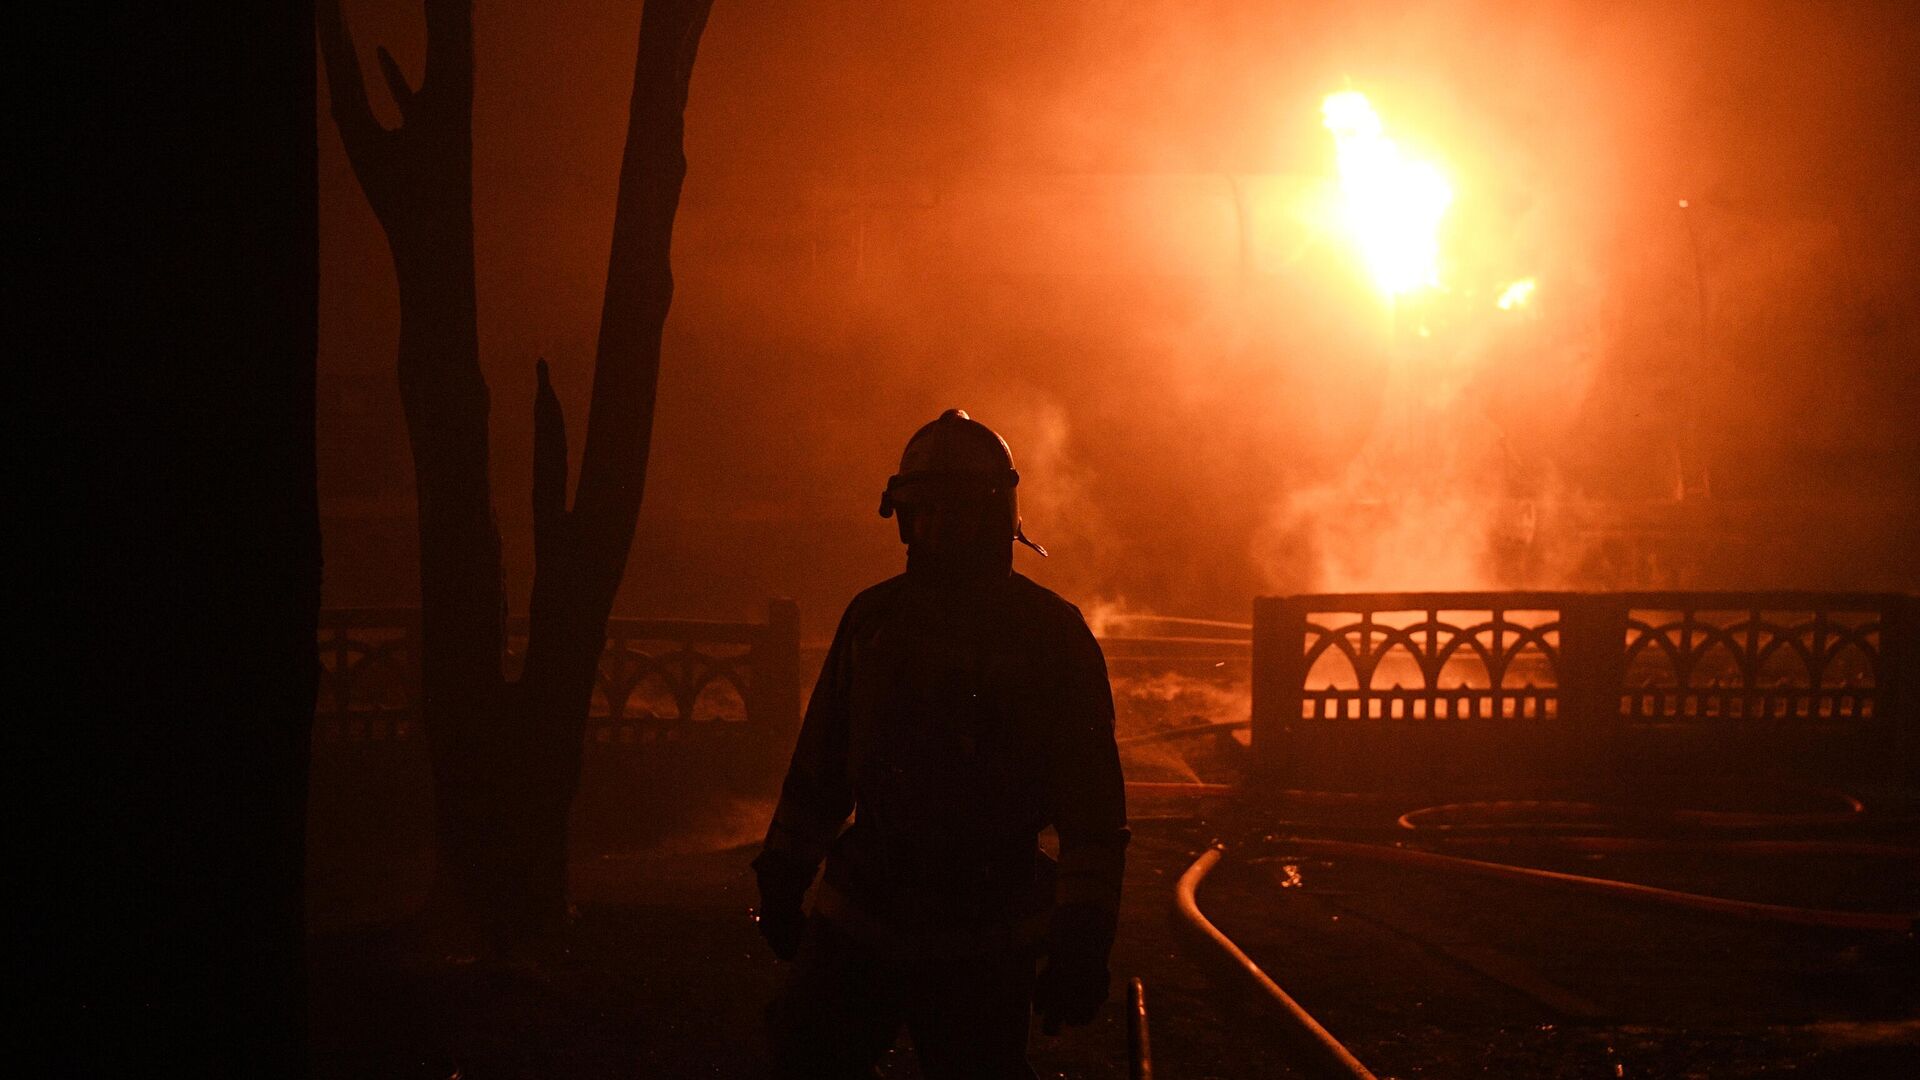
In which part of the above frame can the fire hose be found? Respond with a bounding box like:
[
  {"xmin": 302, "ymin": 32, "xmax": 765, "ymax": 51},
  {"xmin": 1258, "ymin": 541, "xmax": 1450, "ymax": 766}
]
[
  {"xmin": 1395, "ymin": 790, "xmax": 1869, "ymax": 833},
  {"xmin": 1440, "ymin": 835, "xmax": 1920, "ymax": 859},
  {"xmin": 1156, "ymin": 778, "xmax": 1912, "ymax": 1080},
  {"xmin": 1172, "ymin": 833, "xmax": 1912, "ymax": 1079},
  {"xmin": 1376, "ymin": 792, "xmax": 1918, "ymax": 929},
  {"xmin": 1176, "ymin": 845, "xmax": 1379, "ymax": 1080},
  {"xmin": 1127, "ymin": 718, "xmax": 1912, "ymax": 923},
  {"xmin": 1118, "ymin": 720, "xmax": 1249, "ymax": 748},
  {"xmin": 1143, "ymin": 777, "xmax": 1915, "ymax": 930},
  {"xmin": 1278, "ymin": 837, "xmax": 1918, "ymax": 933},
  {"xmin": 1125, "ymin": 781, "xmax": 1236, "ymax": 796}
]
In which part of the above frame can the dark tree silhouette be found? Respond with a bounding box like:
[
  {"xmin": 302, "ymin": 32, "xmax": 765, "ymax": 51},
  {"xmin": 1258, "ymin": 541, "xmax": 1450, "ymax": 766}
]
[{"xmin": 317, "ymin": 0, "xmax": 714, "ymax": 943}]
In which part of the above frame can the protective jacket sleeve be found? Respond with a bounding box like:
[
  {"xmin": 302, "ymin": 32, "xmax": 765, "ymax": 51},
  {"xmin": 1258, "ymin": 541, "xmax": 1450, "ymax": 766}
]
[
  {"xmin": 1050, "ymin": 618, "xmax": 1129, "ymax": 947},
  {"xmin": 753, "ymin": 605, "xmax": 857, "ymax": 892}
]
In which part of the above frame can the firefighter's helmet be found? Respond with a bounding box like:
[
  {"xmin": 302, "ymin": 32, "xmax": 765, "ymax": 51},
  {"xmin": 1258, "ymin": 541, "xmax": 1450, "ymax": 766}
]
[{"xmin": 878, "ymin": 410, "xmax": 1047, "ymax": 556}]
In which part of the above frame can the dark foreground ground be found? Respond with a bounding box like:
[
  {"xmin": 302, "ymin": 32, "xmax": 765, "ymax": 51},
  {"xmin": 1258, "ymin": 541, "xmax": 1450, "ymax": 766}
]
[
  {"xmin": 311, "ymin": 815, "xmax": 1256, "ymax": 1079},
  {"xmin": 311, "ymin": 786, "xmax": 1920, "ymax": 1079}
]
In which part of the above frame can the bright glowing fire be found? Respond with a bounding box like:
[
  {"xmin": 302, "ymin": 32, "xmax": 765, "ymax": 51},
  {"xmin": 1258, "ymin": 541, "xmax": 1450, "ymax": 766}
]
[
  {"xmin": 1496, "ymin": 277, "xmax": 1537, "ymax": 310},
  {"xmin": 1321, "ymin": 90, "xmax": 1452, "ymax": 298}
]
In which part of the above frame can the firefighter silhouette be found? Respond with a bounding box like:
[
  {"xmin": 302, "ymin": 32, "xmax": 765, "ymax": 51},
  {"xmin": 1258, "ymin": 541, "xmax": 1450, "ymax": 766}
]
[{"xmin": 754, "ymin": 410, "xmax": 1129, "ymax": 1079}]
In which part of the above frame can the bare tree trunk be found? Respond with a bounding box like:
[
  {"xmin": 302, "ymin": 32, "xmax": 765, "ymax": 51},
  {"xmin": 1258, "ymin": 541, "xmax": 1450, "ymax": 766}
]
[
  {"xmin": 319, "ymin": 0, "xmax": 713, "ymax": 944},
  {"xmin": 518, "ymin": 0, "xmax": 714, "ymax": 930}
]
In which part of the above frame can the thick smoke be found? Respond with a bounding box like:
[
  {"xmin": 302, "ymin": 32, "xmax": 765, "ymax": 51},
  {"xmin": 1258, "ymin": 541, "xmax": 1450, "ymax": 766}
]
[{"xmin": 319, "ymin": 1, "xmax": 1920, "ymax": 633}]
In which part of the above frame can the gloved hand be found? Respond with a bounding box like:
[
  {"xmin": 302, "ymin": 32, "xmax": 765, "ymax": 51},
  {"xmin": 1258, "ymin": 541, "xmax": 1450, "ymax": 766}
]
[
  {"xmin": 1034, "ymin": 901, "xmax": 1117, "ymax": 1033},
  {"xmin": 1034, "ymin": 952, "xmax": 1110, "ymax": 1033},
  {"xmin": 754, "ymin": 895, "xmax": 805, "ymax": 961},
  {"xmin": 751, "ymin": 850, "xmax": 814, "ymax": 961}
]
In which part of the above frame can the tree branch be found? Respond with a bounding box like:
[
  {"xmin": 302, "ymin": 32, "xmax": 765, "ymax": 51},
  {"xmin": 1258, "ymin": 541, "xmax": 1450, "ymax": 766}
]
[
  {"xmin": 569, "ymin": 0, "xmax": 715, "ymax": 607},
  {"xmin": 315, "ymin": 0, "xmax": 385, "ymax": 187},
  {"xmin": 317, "ymin": 0, "xmax": 473, "ymax": 237},
  {"xmin": 375, "ymin": 46, "xmax": 417, "ymax": 122},
  {"xmin": 317, "ymin": 0, "xmax": 499, "ymax": 712},
  {"xmin": 531, "ymin": 359, "xmax": 570, "ymax": 574}
]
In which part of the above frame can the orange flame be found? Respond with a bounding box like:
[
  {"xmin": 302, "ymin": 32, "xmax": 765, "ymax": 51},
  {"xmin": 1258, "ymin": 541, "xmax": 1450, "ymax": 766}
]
[{"xmin": 1321, "ymin": 90, "xmax": 1452, "ymax": 298}]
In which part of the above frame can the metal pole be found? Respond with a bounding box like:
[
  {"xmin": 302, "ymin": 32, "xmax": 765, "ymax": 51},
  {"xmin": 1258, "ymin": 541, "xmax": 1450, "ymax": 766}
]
[{"xmin": 1127, "ymin": 976, "xmax": 1153, "ymax": 1080}]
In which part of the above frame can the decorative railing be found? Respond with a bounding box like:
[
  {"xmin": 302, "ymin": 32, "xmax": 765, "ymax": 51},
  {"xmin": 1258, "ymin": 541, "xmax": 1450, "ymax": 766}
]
[
  {"xmin": 314, "ymin": 608, "xmax": 420, "ymax": 740},
  {"xmin": 314, "ymin": 600, "xmax": 803, "ymax": 751},
  {"xmin": 1618, "ymin": 605, "xmax": 1883, "ymax": 723},
  {"xmin": 1252, "ymin": 592, "xmax": 1918, "ymax": 789},
  {"xmin": 307, "ymin": 601, "xmax": 802, "ymax": 871}
]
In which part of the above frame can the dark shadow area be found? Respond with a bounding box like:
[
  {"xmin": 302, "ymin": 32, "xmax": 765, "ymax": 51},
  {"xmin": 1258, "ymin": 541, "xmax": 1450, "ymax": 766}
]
[{"xmin": 29, "ymin": 5, "xmax": 321, "ymax": 1074}]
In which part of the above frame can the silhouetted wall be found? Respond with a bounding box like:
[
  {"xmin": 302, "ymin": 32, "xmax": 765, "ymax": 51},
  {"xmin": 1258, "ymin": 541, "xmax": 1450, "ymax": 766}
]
[{"xmin": 31, "ymin": 4, "xmax": 320, "ymax": 1073}]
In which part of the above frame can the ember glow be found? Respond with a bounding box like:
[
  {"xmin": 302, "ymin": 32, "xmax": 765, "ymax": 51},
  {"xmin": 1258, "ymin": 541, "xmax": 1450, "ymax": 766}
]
[{"xmin": 1321, "ymin": 89, "xmax": 1453, "ymax": 298}]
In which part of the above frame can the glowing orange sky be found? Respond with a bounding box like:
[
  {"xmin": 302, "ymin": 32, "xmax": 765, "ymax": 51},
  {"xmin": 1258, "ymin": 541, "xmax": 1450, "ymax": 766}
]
[{"xmin": 318, "ymin": 0, "xmax": 1920, "ymax": 624}]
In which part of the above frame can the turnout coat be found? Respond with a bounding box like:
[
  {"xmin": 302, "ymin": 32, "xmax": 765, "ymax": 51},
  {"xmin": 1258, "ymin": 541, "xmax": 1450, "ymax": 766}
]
[{"xmin": 756, "ymin": 571, "xmax": 1129, "ymax": 948}]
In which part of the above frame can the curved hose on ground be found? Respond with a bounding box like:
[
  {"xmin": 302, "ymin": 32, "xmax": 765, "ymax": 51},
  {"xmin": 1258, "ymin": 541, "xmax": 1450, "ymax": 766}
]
[
  {"xmin": 1142, "ymin": 780, "xmax": 1915, "ymax": 930},
  {"xmin": 1396, "ymin": 788, "xmax": 1868, "ymax": 834},
  {"xmin": 1125, "ymin": 779, "xmax": 1400, "ymax": 806},
  {"xmin": 1431, "ymin": 835, "xmax": 1920, "ymax": 859},
  {"xmin": 1125, "ymin": 781, "xmax": 1236, "ymax": 796},
  {"xmin": 1117, "ymin": 720, "xmax": 1249, "ymax": 748},
  {"xmin": 1281, "ymin": 838, "xmax": 1918, "ymax": 933},
  {"xmin": 1176, "ymin": 846, "xmax": 1379, "ymax": 1080}
]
